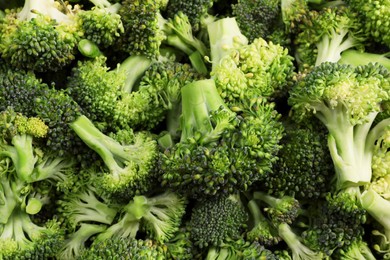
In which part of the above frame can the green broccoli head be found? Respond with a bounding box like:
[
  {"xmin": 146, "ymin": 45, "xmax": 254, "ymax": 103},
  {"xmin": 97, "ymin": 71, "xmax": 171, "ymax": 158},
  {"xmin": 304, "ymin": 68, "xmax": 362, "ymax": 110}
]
[
  {"xmin": 289, "ymin": 62, "xmax": 390, "ymax": 190},
  {"xmin": 70, "ymin": 116, "xmax": 159, "ymax": 203},
  {"xmin": 302, "ymin": 187, "xmax": 366, "ymax": 256},
  {"xmin": 76, "ymin": 4, "xmax": 124, "ymax": 48},
  {"xmin": 345, "ymin": 0, "xmax": 390, "ymax": 48},
  {"xmin": 294, "ymin": 6, "xmax": 367, "ymax": 69},
  {"xmin": 165, "ymin": 0, "xmax": 215, "ymax": 32},
  {"xmin": 265, "ymin": 120, "xmax": 334, "ymax": 200},
  {"xmin": 160, "ymin": 80, "xmax": 283, "ymax": 198},
  {"xmin": 232, "ymin": 0, "xmax": 280, "ymax": 42},
  {"xmin": 210, "ymin": 24, "xmax": 295, "ymax": 104},
  {"xmin": 0, "ymin": 3, "xmax": 80, "ymax": 72},
  {"xmin": 78, "ymin": 237, "xmax": 168, "ymax": 260},
  {"xmin": 189, "ymin": 194, "xmax": 248, "ymax": 248}
]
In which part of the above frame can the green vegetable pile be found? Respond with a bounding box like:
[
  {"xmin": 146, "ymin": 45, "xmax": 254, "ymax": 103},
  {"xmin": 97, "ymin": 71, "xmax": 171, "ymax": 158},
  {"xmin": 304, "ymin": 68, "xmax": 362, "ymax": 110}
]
[{"xmin": 0, "ymin": 0, "xmax": 390, "ymax": 259}]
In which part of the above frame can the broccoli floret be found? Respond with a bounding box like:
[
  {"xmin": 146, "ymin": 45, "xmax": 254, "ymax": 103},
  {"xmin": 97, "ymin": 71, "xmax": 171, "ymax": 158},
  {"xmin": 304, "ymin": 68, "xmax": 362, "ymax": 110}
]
[
  {"xmin": 245, "ymin": 199, "xmax": 281, "ymax": 246},
  {"xmin": 96, "ymin": 191, "xmax": 187, "ymax": 243},
  {"xmin": 188, "ymin": 194, "xmax": 248, "ymax": 248},
  {"xmin": 70, "ymin": 115, "xmax": 158, "ymax": 203},
  {"xmin": 252, "ymin": 192, "xmax": 300, "ymax": 226},
  {"xmin": 160, "ymin": 79, "xmax": 284, "ymax": 198},
  {"xmin": 278, "ymin": 223, "xmax": 325, "ymax": 260},
  {"xmin": 232, "ymin": 0, "xmax": 280, "ymax": 43},
  {"xmin": 118, "ymin": 0, "xmax": 208, "ymax": 61},
  {"xmin": 165, "ymin": 229, "xmax": 195, "ymax": 260},
  {"xmin": 206, "ymin": 238, "xmax": 277, "ymax": 260},
  {"xmin": 76, "ymin": 0, "xmax": 124, "ymax": 48},
  {"xmin": 58, "ymin": 185, "xmax": 118, "ymax": 231},
  {"xmin": 264, "ymin": 120, "xmax": 334, "ymax": 200},
  {"xmin": 0, "ymin": 209, "xmax": 64, "ymax": 259},
  {"xmin": 294, "ymin": 6, "xmax": 367, "ymax": 69},
  {"xmin": 302, "ymin": 187, "xmax": 367, "ymax": 256},
  {"xmin": 58, "ymin": 223, "xmax": 107, "ymax": 260},
  {"xmin": 289, "ymin": 62, "xmax": 390, "ymax": 190},
  {"xmin": 67, "ymin": 54, "xmax": 200, "ymax": 130},
  {"xmin": 165, "ymin": 0, "xmax": 215, "ymax": 32},
  {"xmin": 0, "ymin": 0, "xmax": 80, "ymax": 72},
  {"xmin": 361, "ymin": 188, "xmax": 390, "ymax": 258},
  {"xmin": 78, "ymin": 237, "xmax": 168, "ymax": 260},
  {"xmin": 345, "ymin": 0, "xmax": 390, "ymax": 48},
  {"xmin": 208, "ymin": 17, "xmax": 295, "ymax": 105},
  {"xmin": 333, "ymin": 238, "xmax": 376, "ymax": 260}
]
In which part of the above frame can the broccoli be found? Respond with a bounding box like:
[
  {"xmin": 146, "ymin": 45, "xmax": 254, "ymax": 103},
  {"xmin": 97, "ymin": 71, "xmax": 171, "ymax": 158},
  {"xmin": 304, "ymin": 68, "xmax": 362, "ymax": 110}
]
[
  {"xmin": 76, "ymin": 0, "xmax": 124, "ymax": 48},
  {"xmin": 165, "ymin": 0, "xmax": 215, "ymax": 32},
  {"xmin": 339, "ymin": 49, "xmax": 390, "ymax": 71},
  {"xmin": 361, "ymin": 188, "xmax": 390, "ymax": 258},
  {"xmin": 289, "ymin": 62, "xmax": 390, "ymax": 190},
  {"xmin": 208, "ymin": 17, "xmax": 295, "ymax": 105},
  {"xmin": 278, "ymin": 223, "xmax": 325, "ymax": 260},
  {"xmin": 0, "ymin": 0, "xmax": 80, "ymax": 72},
  {"xmin": 188, "ymin": 194, "xmax": 248, "ymax": 248},
  {"xmin": 117, "ymin": 0, "xmax": 208, "ymax": 63},
  {"xmin": 67, "ymin": 54, "xmax": 200, "ymax": 130},
  {"xmin": 293, "ymin": 6, "xmax": 367, "ymax": 69},
  {"xmin": 160, "ymin": 79, "xmax": 284, "ymax": 198},
  {"xmin": 70, "ymin": 115, "xmax": 158, "ymax": 203},
  {"xmin": 96, "ymin": 191, "xmax": 187, "ymax": 243},
  {"xmin": 345, "ymin": 0, "xmax": 390, "ymax": 48},
  {"xmin": 264, "ymin": 120, "xmax": 334, "ymax": 200},
  {"xmin": 77, "ymin": 237, "xmax": 168, "ymax": 260},
  {"xmin": 245, "ymin": 199, "xmax": 281, "ymax": 246},
  {"xmin": 232, "ymin": 0, "xmax": 281, "ymax": 43}
]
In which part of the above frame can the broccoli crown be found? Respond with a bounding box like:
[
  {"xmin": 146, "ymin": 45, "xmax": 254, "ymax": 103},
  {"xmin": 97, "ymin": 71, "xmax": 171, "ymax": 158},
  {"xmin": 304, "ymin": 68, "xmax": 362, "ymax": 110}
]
[
  {"xmin": 302, "ymin": 188, "xmax": 366, "ymax": 256},
  {"xmin": 160, "ymin": 80, "xmax": 283, "ymax": 198},
  {"xmin": 289, "ymin": 62, "xmax": 390, "ymax": 189},
  {"xmin": 232, "ymin": 0, "xmax": 280, "ymax": 42},
  {"xmin": 76, "ymin": 6, "xmax": 124, "ymax": 48},
  {"xmin": 118, "ymin": 0, "xmax": 168, "ymax": 58},
  {"xmin": 211, "ymin": 33, "xmax": 295, "ymax": 105},
  {"xmin": 345, "ymin": 0, "xmax": 390, "ymax": 48},
  {"xmin": 78, "ymin": 237, "xmax": 168, "ymax": 260},
  {"xmin": 189, "ymin": 194, "xmax": 248, "ymax": 248},
  {"xmin": 0, "ymin": 12, "xmax": 79, "ymax": 72},
  {"xmin": 70, "ymin": 116, "xmax": 158, "ymax": 203},
  {"xmin": 294, "ymin": 6, "xmax": 366, "ymax": 69},
  {"xmin": 165, "ymin": 0, "xmax": 214, "ymax": 32},
  {"xmin": 265, "ymin": 120, "xmax": 334, "ymax": 200}
]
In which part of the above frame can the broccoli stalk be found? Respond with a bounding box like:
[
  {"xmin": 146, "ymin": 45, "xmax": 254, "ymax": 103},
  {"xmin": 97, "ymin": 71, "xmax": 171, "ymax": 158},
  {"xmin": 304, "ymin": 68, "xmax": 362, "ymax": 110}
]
[
  {"xmin": 70, "ymin": 115, "xmax": 157, "ymax": 202},
  {"xmin": 278, "ymin": 223, "xmax": 325, "ymax": 260},
  {"xmin": 96, "ymin": 191, "xmax": 187, "ymax": 243},
  {"xmin": 207, "ymin": 17, "xmax": 248, "ymax": 71},
  {"xmin": 361, "ymin": 189, "xmax": 390, "ymax": 256},
  {"xmin": 289, "ymin": 62, "xmax": 390, "ymax": 190},
  {"xmin": 339, "ymin": 50, "xmax": 390, "ymax": 71}
]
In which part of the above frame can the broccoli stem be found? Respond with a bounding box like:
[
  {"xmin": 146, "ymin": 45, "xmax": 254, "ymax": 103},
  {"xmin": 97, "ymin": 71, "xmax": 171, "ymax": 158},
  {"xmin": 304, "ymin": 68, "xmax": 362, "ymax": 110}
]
[
  {"xmin": 116, "ymin": 55, "xmax": 152, "ymax": 93},
  {"xmin": 4, "ymin": 135, "xmax": 37, "ymax": 183},
  {"xmin": 361, "ymin": 189, "xmax": 390, "ymax": 233},
  {"xmin": 180, "ymin": 79, "xmax": 232, "ymax": 143},
  {"xmin": 253, "ymin": 192, "xmax": 281, "ymax": 209},
  {"xmin": 0, "ymin": 178, "xmax": 18, "ymax": 224},
  {"xmin": 70, "ymin": 115, "xmax": 142, "ymax": 178},
  {"xmin": 339, "ymin": 50, "xmax": 390, "ymax": 71},
  {"xmin": 315, "ymin": 28, "xmax": 357, "ymax": 66},
  {"xmin": 208, "ymin": 17, "xmax": 248, "ymax": 71},
  {"xmin": 18, "ymin": 0, "xmax": 72, "ymax": 23},
  {"xmin": 316, "ymin": 104, "xmax": 377, "ymax": 189},
  {"xmin": 278, "ymin": 223, "xmax": 324, "ymax": 259}
]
